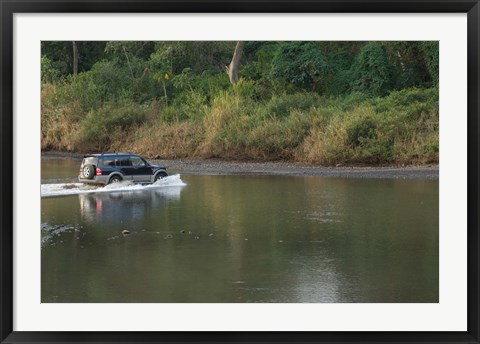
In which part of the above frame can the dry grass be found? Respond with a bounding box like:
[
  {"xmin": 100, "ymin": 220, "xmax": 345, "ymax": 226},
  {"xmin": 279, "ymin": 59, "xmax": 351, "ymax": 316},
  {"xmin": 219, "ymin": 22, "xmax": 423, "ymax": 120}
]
[
  {"xmin": 118, "ymin": 121, "xmax": 203, "ymax": 158},
  {"xmin": 41, "ymin": 86, "xmax": 439, "ymax": 166}
]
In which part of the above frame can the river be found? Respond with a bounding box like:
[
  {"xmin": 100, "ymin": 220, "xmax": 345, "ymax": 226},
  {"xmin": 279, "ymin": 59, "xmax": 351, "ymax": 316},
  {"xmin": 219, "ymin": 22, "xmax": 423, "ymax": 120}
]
[{"xmin": 41, "ymin": 157, "xmax": 439, "ymax": 303}]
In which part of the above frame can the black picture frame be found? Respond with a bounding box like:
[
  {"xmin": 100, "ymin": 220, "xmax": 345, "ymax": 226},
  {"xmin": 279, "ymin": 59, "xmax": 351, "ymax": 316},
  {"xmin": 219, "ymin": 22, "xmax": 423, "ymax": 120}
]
[{"xmin": 1, "ymin": 0, "xmax": 479, "ymax": 343}]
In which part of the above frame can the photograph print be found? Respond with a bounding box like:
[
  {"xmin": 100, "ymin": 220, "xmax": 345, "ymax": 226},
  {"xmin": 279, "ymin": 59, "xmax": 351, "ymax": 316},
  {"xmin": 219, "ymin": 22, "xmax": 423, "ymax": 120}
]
[{"xmin": 40, "ymin": 41, "xmax": 439, "ymax": 303}]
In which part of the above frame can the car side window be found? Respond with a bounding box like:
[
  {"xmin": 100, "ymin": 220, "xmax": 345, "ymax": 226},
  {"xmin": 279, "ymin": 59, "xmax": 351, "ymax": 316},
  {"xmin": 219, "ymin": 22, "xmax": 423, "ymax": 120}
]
[
  {"xmin": 130, "ymin": 157, "xmax": 145, "ymax": 167},
  {"xmin": 102, "ymin": 158, "xmax": 115, "ymax": 167},
  {"xmin": 115, "ymin": 158, "xmax": 131, "ymax": 166}
]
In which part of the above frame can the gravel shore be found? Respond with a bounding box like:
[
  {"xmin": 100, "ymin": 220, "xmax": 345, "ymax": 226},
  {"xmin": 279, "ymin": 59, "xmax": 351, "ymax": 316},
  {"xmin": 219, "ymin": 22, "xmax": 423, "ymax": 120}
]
[
  {"xmin": 42, "ymin": 152, "xmax": 438, "ymax": 180},
  {"xmin": 154, "ymin": 158, "xmax": 438, "ymax": 180}
]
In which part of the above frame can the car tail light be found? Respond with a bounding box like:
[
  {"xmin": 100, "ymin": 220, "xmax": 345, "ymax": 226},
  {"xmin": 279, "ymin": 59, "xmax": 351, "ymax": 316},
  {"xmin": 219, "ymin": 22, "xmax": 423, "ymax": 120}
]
[{"xmin": 96, "ymin": 168, "xmax": 102, "ymax": 176}]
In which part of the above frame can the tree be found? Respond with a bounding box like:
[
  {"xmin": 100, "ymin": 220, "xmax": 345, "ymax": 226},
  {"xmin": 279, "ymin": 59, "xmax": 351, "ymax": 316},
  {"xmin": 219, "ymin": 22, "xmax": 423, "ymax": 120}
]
[
  {"xmin": 382, "ymin": 41, "xmax": 431, "ymax": 88},
  {"xmin": 72, "ymin": 41, "xmax": 79, "ymax": 76},
  {"xmin": 227, "ymin": 41, "xmax": 245, "ymax": 85},
  {"xmin": 350, "ymin": 43, "xmax": 395, "ymax": 96},
  {"xmin": 419, "ymin": 42, "xmax": 439, "ymax": 85},
  {"xmin": 41, "ymin": 41, "xmax": 107, "ymax": 78},
  {"xmin": 270, "ymin": 42, "xmax": 328, "ymax": 92}
]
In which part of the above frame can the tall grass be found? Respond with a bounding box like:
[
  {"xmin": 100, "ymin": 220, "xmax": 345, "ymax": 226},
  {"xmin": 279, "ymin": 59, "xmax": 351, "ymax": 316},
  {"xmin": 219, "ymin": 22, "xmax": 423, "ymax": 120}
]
[
  {"xmin": 298, "ymin": 87, "xmax": 438, "ymax": 164},
  {"xmin": 41, "ymin": 83, "xmax": 438, "ymax": 165}
]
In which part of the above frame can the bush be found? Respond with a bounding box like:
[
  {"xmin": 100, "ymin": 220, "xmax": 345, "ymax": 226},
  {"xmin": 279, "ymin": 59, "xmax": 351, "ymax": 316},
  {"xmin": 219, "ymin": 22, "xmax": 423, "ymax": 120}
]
[
  {"xmin": 42, "ymin": 80, "xmax": 438, "ymax": 166},
  {"xmin": 257, "ymin": 92, "xmax": 321, "ymax": 119},
  {"xmin": 76, "ymin": 101, "xmax": 147, "ymax": 150},
  {"xmin": 297, "ymin": 88, "xmax": 438, "ymax": 165},
  {"xmin": 41, "ymin": 56, "xmax": 61, "ymax": 83},
  {"xmin": 119, "ymin": 121, "xmax": 203, "ymax": 158},
  {"xmin": 346, "ymin": 115, "xmax": 377, "ymax": 147},
  {"xmin": 161, "ymin": 90, "xmax": 208, "ymax": 122}
]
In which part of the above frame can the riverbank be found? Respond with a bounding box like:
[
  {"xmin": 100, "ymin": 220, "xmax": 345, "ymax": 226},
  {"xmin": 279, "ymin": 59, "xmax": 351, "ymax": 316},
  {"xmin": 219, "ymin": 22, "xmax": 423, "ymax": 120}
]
[
  {"xmin": 42, "ymin": 152, "xmax": 438, "ymax": 180},
  {"xmin": 42, "ymin": 87, "xmax": 439, "ymax": 166}
]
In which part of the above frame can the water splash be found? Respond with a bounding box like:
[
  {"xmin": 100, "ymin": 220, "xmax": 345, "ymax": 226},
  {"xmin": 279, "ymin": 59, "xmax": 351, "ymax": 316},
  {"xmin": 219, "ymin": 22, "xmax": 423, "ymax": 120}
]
[
  {"xmin": 41, "ymin": 223, "xmax": 80, "ymax": 247},
  {"xmin": 41, "ymin": 174, "xmax": 186, "ymax": 198}
]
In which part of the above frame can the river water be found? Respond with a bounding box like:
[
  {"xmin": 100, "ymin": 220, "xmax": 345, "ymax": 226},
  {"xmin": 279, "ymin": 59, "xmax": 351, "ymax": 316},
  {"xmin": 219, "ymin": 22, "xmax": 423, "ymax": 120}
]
[{"xmin": 41, "ymin": 158, "xmax": 439, "ymax": 303}]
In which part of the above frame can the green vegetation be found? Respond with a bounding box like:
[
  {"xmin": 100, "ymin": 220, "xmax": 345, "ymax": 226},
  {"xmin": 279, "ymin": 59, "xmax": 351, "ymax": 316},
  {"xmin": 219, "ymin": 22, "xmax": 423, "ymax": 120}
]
[{"xmin": 41, "ymin": 41, "xmax": 438, "ymax": 165}]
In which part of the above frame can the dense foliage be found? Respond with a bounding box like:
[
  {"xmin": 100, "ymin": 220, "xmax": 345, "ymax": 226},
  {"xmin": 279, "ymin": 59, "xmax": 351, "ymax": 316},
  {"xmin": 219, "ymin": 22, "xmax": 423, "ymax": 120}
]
[{"xmin": 41, "ymin": 41, "xmax": 439, "ymax": 165}]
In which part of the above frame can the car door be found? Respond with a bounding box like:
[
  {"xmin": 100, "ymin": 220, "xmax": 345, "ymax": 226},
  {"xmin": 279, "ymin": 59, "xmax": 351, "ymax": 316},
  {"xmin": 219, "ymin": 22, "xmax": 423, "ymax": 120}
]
[
  {"xmin": 115, "ymin": 156, "xmax": 134, "ymax": 181},
  {"xmin": 130, "ymin": 156, "xmax": 153, "ymax": 183}
]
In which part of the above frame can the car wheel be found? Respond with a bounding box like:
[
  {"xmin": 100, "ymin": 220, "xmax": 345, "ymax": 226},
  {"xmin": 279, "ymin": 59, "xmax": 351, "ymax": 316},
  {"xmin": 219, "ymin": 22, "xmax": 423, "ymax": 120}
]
[
  {"xmin": 83, "ymin": 164, "xmax": 95, "ymax": 179},
  {"xmin": 154, "ymin": 172, "xmax": 168, "ymax": 182},
  {"xmin": 108, "ymin": 175, "xmax": 122, "ymax": 184}
]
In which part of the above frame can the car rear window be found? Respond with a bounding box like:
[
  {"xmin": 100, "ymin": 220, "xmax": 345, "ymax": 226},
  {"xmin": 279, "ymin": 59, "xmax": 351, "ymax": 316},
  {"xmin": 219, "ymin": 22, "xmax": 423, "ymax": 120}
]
[{"xmin": 82, "ymin": 157, "xmax": 98, "ymax": 166}]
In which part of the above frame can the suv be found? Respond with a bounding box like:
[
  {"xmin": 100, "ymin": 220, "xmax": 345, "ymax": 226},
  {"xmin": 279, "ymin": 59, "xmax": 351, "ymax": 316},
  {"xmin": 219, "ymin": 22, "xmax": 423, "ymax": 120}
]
[{"xmin": 78, "ymin": 153, "xmax": 168, "ymax": 185}]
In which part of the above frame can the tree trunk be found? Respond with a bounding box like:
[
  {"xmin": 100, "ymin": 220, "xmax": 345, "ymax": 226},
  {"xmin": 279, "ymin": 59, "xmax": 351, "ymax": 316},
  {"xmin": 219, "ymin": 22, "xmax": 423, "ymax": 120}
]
[
  {"xmin": 122, "ymin": 46, "xmax": 135, "ymax": 79},
  {"xmin": 72, "ymin": 41, "xmax": 79, "ymax": 76},
  {"xmin": 228, "ymin": 41, "xmax": 245, "ymax": 85},
  {"xmin": 162, "ymin": 80, "xmax": 168, "ymax": 107}
]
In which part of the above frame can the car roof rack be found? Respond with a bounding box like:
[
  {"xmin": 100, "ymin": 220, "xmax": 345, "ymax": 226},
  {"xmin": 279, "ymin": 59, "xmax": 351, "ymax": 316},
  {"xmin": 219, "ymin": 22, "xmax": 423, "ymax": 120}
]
[
  {"xmin": 99, "ymin": 152, "xmax": 132, "ymax": 155},
  {"xmin": 84, "ymin": 152, "xmax": 134, "ymax": 158}
]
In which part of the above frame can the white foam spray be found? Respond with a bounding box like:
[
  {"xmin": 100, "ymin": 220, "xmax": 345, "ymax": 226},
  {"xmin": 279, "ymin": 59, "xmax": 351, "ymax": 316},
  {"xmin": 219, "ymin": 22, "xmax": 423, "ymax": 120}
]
[{"xmin": 41, "ymin": 174, "xmax": 186, "ymax": 198}]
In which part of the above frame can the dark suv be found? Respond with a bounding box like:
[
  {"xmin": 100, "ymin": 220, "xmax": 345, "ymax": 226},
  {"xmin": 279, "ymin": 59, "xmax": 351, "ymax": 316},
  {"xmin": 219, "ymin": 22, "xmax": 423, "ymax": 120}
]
[{"xmin": 78, "ymin": 153, "xmax": 168, "ymax": 185}]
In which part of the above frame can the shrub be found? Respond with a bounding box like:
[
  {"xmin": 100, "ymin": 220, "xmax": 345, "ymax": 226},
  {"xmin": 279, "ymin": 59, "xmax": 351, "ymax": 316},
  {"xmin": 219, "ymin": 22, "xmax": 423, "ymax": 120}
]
[
  {"xmin": 76, "ymin": 101, "xmax": 147, "ymax": 151},
  {"xmin": 41, "ymin": 56, "xmax": 61, "ymax": 83},
  {"xmin": 119, "ymin": 121, "xmax": 203, "ymax": 158},
  {"xmin": 161, "ymin": 90, "xmax": 209, "ymax": 122},
  {"xmin": 298, "ymin": 88, "xmax": 438, "ymax": 165},
  {"xmin": 257, "ymin": 92, "xmax": 321, "ymax": 119},
  {"xmin": 42, "ymin": 81, "xmax": 438, "ymax": 166}
]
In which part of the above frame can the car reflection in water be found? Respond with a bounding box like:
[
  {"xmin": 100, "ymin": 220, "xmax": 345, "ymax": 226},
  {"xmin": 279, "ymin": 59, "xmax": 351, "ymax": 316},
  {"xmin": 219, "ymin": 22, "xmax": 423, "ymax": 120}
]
[{"xmin": 78, "ymin": 185, "xmax": 185, "ymax": 225}]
